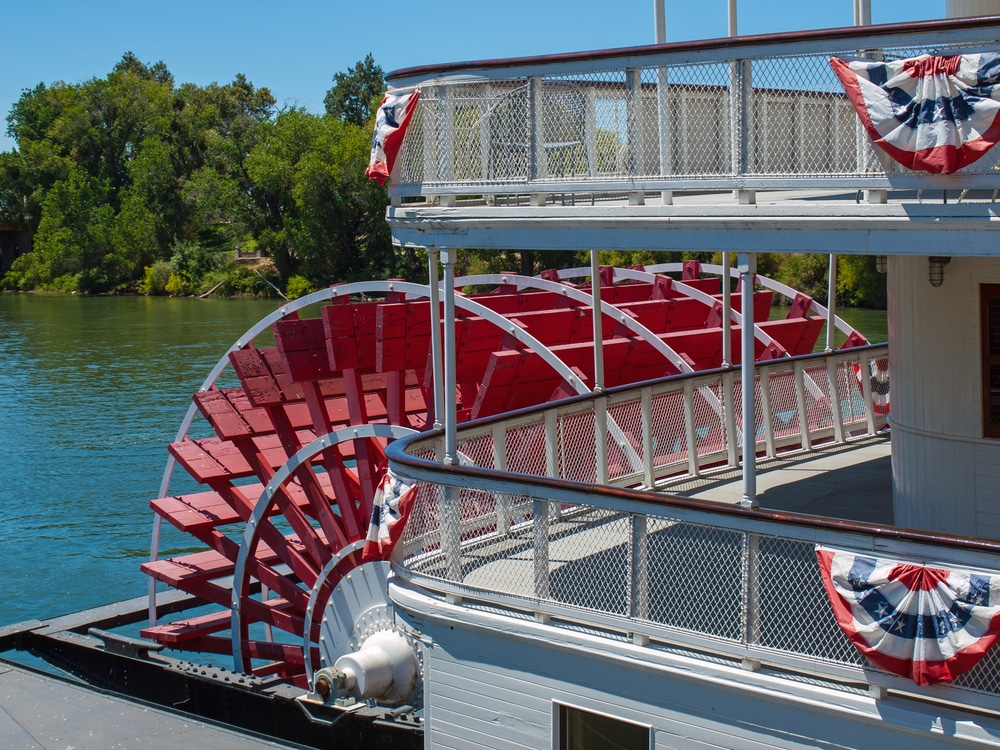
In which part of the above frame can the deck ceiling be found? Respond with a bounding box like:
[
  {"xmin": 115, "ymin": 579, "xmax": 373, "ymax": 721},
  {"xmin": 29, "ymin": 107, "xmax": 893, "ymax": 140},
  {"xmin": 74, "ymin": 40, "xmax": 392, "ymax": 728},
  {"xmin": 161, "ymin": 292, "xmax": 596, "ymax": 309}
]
[{"xmin": 387, "ymin": 191, "xmax": 1000, "ymax": 256}]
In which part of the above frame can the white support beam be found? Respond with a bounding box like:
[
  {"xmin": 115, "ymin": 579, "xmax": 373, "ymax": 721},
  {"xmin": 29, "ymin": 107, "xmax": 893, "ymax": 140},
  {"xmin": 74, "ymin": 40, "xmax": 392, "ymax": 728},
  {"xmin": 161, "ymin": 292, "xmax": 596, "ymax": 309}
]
[{"xmin": 739, "ymin": 252, "xmax": 758, "ymax": 509}]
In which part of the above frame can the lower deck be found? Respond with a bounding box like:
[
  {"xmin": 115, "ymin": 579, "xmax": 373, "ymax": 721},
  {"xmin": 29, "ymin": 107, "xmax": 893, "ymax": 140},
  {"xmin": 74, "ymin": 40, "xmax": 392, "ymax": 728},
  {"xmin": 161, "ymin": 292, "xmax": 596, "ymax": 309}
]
[{"xmin": 667, "ymin": 434, "xmax": 892, "ymax": 524}]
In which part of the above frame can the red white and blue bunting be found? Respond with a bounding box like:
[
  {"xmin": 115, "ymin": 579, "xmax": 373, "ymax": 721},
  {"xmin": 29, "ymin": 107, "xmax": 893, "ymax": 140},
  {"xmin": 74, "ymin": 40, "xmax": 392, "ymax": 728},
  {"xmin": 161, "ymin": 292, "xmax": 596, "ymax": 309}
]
[
  {"xmin": 362, "ymin": 469, "xmax": 419, "ymax": 561},
  {"xmin": 365, "ymin": 91, "xmax": 420, "ymax": 185},
  {"xmin": 816, "ymin": 547, "xmax": 1000, "ymax": 685},
  {"xmin": 830, "ymin": 54, "xmax": 1000, "ymax": 174}
]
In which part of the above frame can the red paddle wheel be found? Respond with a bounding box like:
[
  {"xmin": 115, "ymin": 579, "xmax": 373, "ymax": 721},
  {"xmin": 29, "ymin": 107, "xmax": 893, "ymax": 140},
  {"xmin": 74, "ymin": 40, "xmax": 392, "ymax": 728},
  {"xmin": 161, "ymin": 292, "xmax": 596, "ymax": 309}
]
[{"xmin": 141, "ymin": 265, "xmax": 868, "ymax": 688}]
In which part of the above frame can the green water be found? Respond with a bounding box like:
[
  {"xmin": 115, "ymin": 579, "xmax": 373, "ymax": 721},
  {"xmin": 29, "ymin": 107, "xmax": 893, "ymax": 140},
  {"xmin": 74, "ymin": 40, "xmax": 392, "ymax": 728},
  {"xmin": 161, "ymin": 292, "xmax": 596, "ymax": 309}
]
[
  {"xmin": 0, "ymin": 294, "xmax": 889, "ymax": 628},
  {"xmin": 0, "ymin": 294, "xmax": 279, "ymax": 626},
  {"xmin": 772, "ymin": 305, "xmax": 888, "ymax": 348}
]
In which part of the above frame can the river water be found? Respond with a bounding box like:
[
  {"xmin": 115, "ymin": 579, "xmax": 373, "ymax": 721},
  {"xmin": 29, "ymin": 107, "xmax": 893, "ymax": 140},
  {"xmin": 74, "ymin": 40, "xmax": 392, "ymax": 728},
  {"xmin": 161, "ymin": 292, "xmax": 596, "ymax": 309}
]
[{"xmin": 0, "ymin": 294, "xmax": 888, "ymax": 629}]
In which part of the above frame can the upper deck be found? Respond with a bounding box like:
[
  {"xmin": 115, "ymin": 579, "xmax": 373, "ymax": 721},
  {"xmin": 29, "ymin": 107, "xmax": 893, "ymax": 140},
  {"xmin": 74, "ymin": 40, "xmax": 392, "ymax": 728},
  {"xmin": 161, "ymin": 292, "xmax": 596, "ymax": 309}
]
[{"xmin": 384, "ymin": 16, "xmax": 1000, "ymax": 256}]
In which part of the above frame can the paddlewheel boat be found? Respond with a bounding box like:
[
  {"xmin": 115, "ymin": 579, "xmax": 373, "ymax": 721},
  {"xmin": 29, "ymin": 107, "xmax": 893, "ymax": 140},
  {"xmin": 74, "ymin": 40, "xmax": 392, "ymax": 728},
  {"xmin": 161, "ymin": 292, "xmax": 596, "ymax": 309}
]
[
  {"xmin": 139, "ymin": 261, "xmax": 872, "ymax": 685},
  {"xmin": 11, "ymin": 8, "xmax": 1000, "ymax": 750}
]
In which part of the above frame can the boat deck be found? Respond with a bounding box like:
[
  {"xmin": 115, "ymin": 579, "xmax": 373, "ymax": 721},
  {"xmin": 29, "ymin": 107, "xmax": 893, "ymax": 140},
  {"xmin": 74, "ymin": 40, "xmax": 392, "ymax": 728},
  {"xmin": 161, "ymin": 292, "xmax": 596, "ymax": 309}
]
[
  {"xmin": 0, "ymin": 661, "xmax": 298, "ymax": 749},
  {"xmin": 662, "ymin": 434, "xmax": 893, "ymax": 524}
]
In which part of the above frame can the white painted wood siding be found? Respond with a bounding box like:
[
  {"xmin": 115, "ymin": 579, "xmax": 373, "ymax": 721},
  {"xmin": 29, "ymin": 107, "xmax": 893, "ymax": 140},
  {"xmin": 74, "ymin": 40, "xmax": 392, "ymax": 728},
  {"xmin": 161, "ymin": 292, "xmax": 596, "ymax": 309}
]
[
  {"xmin": 889, "ymin": 255, "xmax": 1000, "ymax": 539},
  {"xmin": 398, "ymin": 587, "xmax": 1000, "ymax": 750}
]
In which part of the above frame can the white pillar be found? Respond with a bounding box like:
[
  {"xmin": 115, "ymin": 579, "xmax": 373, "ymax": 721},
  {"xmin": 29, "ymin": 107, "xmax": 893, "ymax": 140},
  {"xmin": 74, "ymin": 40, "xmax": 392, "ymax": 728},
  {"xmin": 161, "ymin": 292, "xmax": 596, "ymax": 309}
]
[
  {"xmin": 591, "ymin": 250, "xmax": 605, "ymax": 392},
  {"xmin": 739, "ymin": 252, "xmax": 757, "ymax": 509},
  {"xmin": 653, "ymin": 0, "xmax": 666, "ymax": 43},
  {"xmin": 722, "ymin": 252, "xmax": 732, "ymax": 368},
  {"xmin": 441, "ymin": 248, "xmax": 458, "ymax": 465},
  {"xmin": 427, "ymin": 248, "xmax": 444, "ymax": 430},
  {"xmin": 826, "ymin": 254, "xmax": 837, "ymax": 352}
]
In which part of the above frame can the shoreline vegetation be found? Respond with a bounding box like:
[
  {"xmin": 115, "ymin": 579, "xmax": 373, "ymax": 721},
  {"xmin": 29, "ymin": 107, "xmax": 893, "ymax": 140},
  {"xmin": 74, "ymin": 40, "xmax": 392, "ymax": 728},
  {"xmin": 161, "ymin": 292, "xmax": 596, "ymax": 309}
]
[{"xmin": 0, "ymin": 53, "xmax": 887, "ymax": 308}]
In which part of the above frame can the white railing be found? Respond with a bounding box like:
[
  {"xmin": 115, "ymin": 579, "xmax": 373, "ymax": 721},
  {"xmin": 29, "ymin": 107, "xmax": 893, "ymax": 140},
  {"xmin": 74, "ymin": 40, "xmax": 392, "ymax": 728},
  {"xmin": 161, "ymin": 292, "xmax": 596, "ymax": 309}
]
[
  {"xmin": 387, "ymin": 345, "xmax": 1000, "ymax": 711},
  {"xmin": 386, "ymin": 17, "xmax": 1000, "ymax": 196}
]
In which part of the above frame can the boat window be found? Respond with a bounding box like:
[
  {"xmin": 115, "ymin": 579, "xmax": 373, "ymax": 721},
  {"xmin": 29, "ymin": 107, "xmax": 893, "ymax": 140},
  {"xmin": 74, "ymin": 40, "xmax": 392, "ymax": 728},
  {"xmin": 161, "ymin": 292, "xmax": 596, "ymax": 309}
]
[
  {"xmin": 556, "ymin": 703, "xmax": 651, "ymax": 750},
  {"xmin": 981, "ymin": 284, "xmax": 1000, "ymax": 438}
]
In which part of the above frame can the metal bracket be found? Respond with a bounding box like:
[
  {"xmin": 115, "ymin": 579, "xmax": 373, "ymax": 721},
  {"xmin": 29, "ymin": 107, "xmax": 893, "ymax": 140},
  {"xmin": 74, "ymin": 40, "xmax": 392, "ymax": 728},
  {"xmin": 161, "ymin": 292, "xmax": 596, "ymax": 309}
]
[{"xmin": 87, "ymin": 628, "xmax": 164, "ymax": 659}]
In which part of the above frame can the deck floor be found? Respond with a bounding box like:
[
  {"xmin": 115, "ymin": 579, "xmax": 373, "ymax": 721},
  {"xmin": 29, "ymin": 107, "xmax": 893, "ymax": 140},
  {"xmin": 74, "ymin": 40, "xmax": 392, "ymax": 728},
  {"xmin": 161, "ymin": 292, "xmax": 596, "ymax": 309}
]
[
  {"xmin": 0, "ymin": 661, "xmax": 297, "ymax": 749},
  {"xmin": 661, "ymin": 434, "xmax": 893, "ymax": 524}
]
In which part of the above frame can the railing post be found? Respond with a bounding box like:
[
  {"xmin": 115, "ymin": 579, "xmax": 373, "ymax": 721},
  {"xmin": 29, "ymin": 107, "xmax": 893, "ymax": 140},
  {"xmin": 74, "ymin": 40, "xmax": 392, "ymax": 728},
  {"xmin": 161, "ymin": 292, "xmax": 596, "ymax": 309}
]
[
  {"xmin": 826, "ymin": 355, "xmax": 846, "ymax": 444},
  {"xmin": 441, "ymin": 485, "xmax": 462, "ymax": 582},
  {"xmin": 683, "ymin": 378, "xmax": 700, "ymax": 477},
  {"xmin": 731, "ymin": 59, "xmax": 751, "ymax": 178},
  {"xmin": 641, "ymin": 386, "xmax": 655, "ymax": 488},
  {"xmin": 656, "ymin": 60, "xmax": 672, "ymax": 204},
  {"xmin": 545, "ymin": 409, "xmax": 562, "ymax": 519},
  {"xmin": 794, "ymin": 360, "xmax": 812, "ymax": 451},
  {"xmin": 742, "ymin": 531, "xmax": 762, "ymax": 667},
  {"xmin": 437, "ymin": 85, "xmax": 454, "ymax": 183},
  {"xmin": 533, "ymin": 498, "xmax": 550, "ymax": 600},
  {"xmin": 859, "ymin": 352, "xmax": 877, "ymax": 436},
  {"xmin": 626, "ymin": 68, "xmax": 641, "ymax": 178},
  {"xmin": 759, "ymin": 368, "xmax": 776, "ymax": 459},
  {"xmin": 595, "ymin": 397, "xmax": 609, "ymax": 485},
  {"xmin": 630, "ymin": 515, "xmax": 649, "ymax": 621},
  {"xmin": 480, "ymin": 82, "xmax": 492, "ymax": 181},
  {"xmin": 724, "ymin": 371, "xmax": 739, "ymax": 468},
  {"xmin": 584, "ymin": 87, "xmax": 598, "ymax": 178},
  {"xmin": 529, "ymin": 77, "xmax": 545, "ymax": 182},
  {"xmin": 492, "ymin": 423, "xmax": 512, "ymax": 535}
]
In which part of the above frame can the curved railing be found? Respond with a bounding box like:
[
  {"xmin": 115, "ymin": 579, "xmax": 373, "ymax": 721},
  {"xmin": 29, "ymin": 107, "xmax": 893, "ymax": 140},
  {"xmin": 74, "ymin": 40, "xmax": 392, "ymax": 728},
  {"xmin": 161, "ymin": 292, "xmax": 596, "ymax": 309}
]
[
  {"xmin": 385, "ymin": 16, "xmax": 1000, "ymax": 196},
  {"xmin": 387, "ymin": 344, "xmax": 1000, "ymax": 712}
]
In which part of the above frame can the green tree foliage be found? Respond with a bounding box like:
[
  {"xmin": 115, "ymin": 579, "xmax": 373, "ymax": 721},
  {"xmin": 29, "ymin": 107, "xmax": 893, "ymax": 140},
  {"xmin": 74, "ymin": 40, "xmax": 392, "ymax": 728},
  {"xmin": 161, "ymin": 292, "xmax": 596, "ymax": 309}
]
[
  {"xmin": 324, "ymin": 54, "xmax": 385, "ymax": 126},
  {"xmin": 246, "ymin": 108, "xmax": 394, "ymax": 283},
  {"xmin": 0, "ymin": 52, "xmax": 410, "ymax": 295}
]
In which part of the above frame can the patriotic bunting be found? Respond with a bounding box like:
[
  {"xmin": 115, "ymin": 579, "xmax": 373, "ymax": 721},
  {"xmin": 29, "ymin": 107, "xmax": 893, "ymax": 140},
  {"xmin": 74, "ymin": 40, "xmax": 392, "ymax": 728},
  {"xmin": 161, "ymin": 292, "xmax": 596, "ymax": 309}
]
[
  {"xmin": 365, "ymin": 91, "xmax": 420, "ymax": 185},
  {"xmin": 816, "ymin": 547, "xmax": 1000, "ymax": 685},
  {"xmin": 362, "ymin": 469, "xmax": 419, "ymax": 561},
  {"xmin": 830, "ymin": 53, "xmax": 1000, "ymax": 174}
]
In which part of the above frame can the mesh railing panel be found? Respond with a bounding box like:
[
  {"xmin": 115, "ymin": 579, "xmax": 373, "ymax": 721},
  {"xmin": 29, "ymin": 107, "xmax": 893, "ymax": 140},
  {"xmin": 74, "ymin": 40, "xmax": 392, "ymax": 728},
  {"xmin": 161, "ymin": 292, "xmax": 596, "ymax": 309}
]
[
  {"xmin": 803, "ymin": 363, "xmax": 835, "ymax": 433},
  {"xmin": 606, "ymin": 395, "xmax": 644, "ymax": 482},
  {"xmin": 837, "ymin": 355, "xmax": 868, "ymax": 427},
  {"xmin": 559, "ymin": 408, "xmax": 598, "ymax": 483},
  {"xmin": 644, "ymin": 517, "xmax": 744, "ymax": 640},
  {"xmin": 547, "ymin": 509, "xmax": 632, "ymax": 615},
  {"xmin": 650, "ymin": 389, "xmax": 689, "ymax": 474},
  {"xmin": 754, "ymin": 536, "xmax": 863, "ymax": 664},
  {"xmin": 393, "ymin": 34, "xmax": 1000, "ymax": 189},
  {"xmin": 765, "ymin": 367, "xmax": 802, "ymax": 442},
  {"xmin": 505, "ymin": 419, "xmax": 548, "ymax": 476}
]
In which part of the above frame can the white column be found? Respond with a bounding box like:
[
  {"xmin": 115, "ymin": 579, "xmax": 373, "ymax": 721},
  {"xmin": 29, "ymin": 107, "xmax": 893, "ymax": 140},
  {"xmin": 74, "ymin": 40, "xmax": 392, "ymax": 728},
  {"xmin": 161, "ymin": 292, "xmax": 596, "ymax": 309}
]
[
  {"xmin": 427, "ymin": 248, "xmax": 444, "ymax": 430},
  {"xmin": 653, "ymin": 0, "xmax": 666, "ymax": 43},
  {"xmin": 591, "ymin": 250, "xmax": 605, "ymax": 392},
  {"xmin": 722, "ymin": 252, "xmax": 732, "ymax": 367},
  {"xmin": 826, "ymin": 254, "xmax": 837, "ymax": 353},
  {"xmin": 441, "ymin": 248, "xmax": 458, "ymax": 465},
  {"xmin": 739, "ymin": 252, "xmax": 757, "ymax": 508}
]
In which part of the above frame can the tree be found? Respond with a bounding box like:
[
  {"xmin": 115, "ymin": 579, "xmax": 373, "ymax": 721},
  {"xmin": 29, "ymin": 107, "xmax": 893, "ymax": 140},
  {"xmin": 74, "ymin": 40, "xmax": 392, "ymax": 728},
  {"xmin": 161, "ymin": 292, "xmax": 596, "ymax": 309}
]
[{"xmin": 324, "ymin": 54, "xmax": 384, "ymax": 127}]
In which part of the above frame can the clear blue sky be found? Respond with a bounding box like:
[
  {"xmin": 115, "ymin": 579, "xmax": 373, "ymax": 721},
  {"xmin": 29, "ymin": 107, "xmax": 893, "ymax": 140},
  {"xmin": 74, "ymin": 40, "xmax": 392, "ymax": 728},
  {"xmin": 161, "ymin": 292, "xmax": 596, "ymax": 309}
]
[{"xmin": 2, "ymin": 1, "xmax": 946, "ymax": 152}]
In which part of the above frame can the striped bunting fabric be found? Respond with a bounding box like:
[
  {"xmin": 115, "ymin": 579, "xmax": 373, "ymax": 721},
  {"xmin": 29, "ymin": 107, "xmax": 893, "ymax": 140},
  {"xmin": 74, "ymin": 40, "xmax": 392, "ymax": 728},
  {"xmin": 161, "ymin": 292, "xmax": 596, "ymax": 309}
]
[
  {"xmin": 816, "ymin": 547, "xmax": 1000, "ymax": 685},
  {"xmin": 830, "ymin": 54, "xmax": 1000, "ymax": 174},
  {"xmin": 365, "ymin": 91, "xmax": 420, "ymax": 185},
  {"xmin": 362, "ymin": 469, "xmax": 419, "ymax": 561}
]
